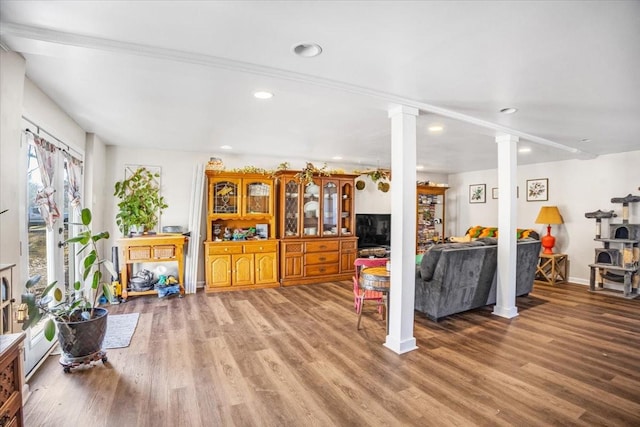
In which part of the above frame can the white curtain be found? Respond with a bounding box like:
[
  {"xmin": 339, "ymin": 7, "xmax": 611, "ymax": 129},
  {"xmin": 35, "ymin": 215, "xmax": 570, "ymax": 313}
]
[{"xmin": 28, "ymin": 133, "xmax": 60, "ymax": 231}]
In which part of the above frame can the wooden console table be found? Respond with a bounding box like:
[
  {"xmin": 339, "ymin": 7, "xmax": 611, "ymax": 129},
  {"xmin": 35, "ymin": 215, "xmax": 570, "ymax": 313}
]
[
  {"xmin": 535, "ymin": 253, "xmax": 568, "ymax": 285},
  {"xmin": 118, "ymin": 234, "xmax": 187, "ymax": 301}
]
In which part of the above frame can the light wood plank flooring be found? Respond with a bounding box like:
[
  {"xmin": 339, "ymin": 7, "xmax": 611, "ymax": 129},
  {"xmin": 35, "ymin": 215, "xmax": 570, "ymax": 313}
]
[{"xmin": 24, "ymin": 281, "xmax": 640, "ymax": 426}]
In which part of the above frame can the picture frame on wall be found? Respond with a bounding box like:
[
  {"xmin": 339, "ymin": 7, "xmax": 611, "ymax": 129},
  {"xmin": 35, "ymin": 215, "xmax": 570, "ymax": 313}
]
[
  {"xmin": 526, "ymin": 178, "xmax": 548, "ymax": 201},
  {"xmin": 469, "ymin": 184, "xmax": 486, "ymax": 203}
]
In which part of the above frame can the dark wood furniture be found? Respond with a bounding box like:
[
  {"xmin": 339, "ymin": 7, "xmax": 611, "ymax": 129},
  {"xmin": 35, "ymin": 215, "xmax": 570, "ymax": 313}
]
[
  {"xmin": 0, "ymin": 332, "xmax": 25, "ymax": 427},
  {"xmin": 276, "ymin": 171, "xmax": 358, "ymax": 286}
]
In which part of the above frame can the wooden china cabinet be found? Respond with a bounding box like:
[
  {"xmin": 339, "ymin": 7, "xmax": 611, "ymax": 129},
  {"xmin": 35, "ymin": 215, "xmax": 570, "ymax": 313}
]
[
  {"xmin": 416, "ymin": 184, "xmax": 448, "ymax": 253},
  {"xmin": 276, "ymin": 171, "xmax": 358, "ymax": 286},
  {"xmin": 203, "ymin": 171, "xmax": 279, "ymax": 292}
]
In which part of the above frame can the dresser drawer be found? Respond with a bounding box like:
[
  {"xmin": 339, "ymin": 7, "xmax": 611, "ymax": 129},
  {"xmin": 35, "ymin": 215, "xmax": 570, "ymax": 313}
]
[
  {"xmin": 207, "ymin": 244, "xmax": 243, "ymax": 255},
  {"xmin": 244, "ymin": 241, "xmax": 277, "ymax": 253},
  {"xmin": 305, "ymin": 240, "xmax": 339, "ymax": 253},
  {"xmin": 340, "ymin": 239, "xmax": 357, "ymax": 251},
  {"xmin": 304, "ymin": 252, "xmax": 339, "ymax": 265},
  {"xmin": 305, "ymin": 263, "xmax": 339, "ymax": 277}
]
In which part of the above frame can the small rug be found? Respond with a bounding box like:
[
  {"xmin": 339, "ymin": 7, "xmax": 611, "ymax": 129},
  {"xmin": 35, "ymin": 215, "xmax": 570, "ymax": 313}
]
[
  {"xmin": 103, "ymin": 313, "xmax": 140, "ymax": 349},
  {"xmin": 50, "ymin": 312, "xmax": 140, "ymax": 354}
]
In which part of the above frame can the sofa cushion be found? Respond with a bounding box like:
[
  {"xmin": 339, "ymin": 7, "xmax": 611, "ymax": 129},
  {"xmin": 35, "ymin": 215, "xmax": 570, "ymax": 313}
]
[
  {"xmin": 464, "ymin": 226, "xmax": 539, "ymax": 240},
  {"xmin": 419, "ymin": 241, "xmax": 486, "ymax": 281}
]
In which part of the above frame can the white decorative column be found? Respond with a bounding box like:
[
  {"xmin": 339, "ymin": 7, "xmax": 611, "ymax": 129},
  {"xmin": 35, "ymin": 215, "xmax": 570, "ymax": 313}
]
[
  {"xmin": 385, "ymin": 105, "xmax": 418, "ymax": 354},
  {"xmin": 493, "ymin": 133, "xmax": 519, "ymax": 318}
]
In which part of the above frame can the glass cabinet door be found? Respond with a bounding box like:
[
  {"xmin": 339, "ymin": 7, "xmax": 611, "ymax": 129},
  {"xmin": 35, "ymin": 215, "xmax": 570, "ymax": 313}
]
[
  {"xmin": 211, "ymin": 180, "xmax": 240, "ymax": 215},
  {"xmin": 244, "ymin": 180, "xmax": 271, "ymax": 216},
  {"xmin": 303, "ymin": 182, "xmax": 320, "ymax": 236},
  {"xmin": 340, "ymin": 181, "xmax": 353, "ymax": 235},
  {"xmin": 322, "ymin": 181, "xmax": 338, "ymax": 236},
  {"xmin": 283, "ymin": 179, "xmax": 300, "ymax": 237}
]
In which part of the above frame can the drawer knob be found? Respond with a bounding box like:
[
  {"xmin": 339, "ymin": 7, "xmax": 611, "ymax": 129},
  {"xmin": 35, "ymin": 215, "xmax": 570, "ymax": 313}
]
[{"xmin": 319, "ymin": 257, "xmax": 326, "ymax": 261}]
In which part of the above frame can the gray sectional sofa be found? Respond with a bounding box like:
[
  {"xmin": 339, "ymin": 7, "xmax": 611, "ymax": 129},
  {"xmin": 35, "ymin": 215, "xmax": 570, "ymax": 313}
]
[{"xmin": 414, "ymin": 237, "xmax": 541, "ymax": 321}]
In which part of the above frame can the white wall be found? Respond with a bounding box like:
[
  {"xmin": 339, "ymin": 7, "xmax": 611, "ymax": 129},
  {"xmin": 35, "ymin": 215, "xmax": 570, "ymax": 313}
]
[
  {"xmin": 355, "ymin": 171, "xmax": 448, "ymax": 214},
  {"xmin": 447, "ymin": 150, "xmax": 640, "ymax": 286},
  {"xmin": 0, "ymin": 51, "xmax": 26, "ymax": 268}
]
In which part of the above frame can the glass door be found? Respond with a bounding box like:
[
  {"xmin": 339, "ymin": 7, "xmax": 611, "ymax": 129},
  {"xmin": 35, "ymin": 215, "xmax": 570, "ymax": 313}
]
[
  {"xmin": 283, "ymin": 179, "xmax": 300, "ymax": 237},
  {"xmin": 302, "ymin": 182, "xmax": 320, "ymax": 236},
  {"xmin": 322, "ymin": 181, "xmax": 338, "ymax": 236},
  {"xmin": 22, "ymin": 131, "xmax": 80, "ymax": 374},
  {"xmin": 244, "ymin": 180, "xmax": 271, "ymax": 216}
]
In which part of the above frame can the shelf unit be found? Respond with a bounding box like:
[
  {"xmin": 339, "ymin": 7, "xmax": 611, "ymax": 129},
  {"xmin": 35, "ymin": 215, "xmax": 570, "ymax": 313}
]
[
  {"xmin": 118, "ymin": 234, "xmax": 187, "ymax": 301},
  {"xmin": 204, "ymin": 171, "xmax": 279, "ymax": 292},
  {"xmin": 416, "ymin": 185, "xmax": 448, "ymax": 253},
  {"xmin": 276, "ymin": 171, "xmax": 358, "ymax": 286},
  {"xmin": 0, "ymin": 264, "xmax": 15, "ymax": 335}
]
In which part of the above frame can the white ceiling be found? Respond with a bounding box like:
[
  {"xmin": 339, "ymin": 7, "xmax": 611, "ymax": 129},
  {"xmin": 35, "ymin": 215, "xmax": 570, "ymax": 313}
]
[{"xmin": 1, "ymin": 1, "xmax": 639, "ymax": 174}]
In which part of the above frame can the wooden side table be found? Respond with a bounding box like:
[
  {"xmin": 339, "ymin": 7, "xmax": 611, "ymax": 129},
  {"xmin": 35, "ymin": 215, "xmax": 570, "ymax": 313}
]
[
  {"xmin": 536, "ymin": 253, "xmax": 568, "ymax": 285},
  {"xmin": 118, "ymin": 234, "xmax": 187, "ymax": 301}
]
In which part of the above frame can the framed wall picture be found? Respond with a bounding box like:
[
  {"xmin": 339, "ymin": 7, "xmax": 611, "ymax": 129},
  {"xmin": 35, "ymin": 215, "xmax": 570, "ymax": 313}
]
[
  {"xmin": 526, "ymin": 178, "xmax": 548, "ymax": 201},
  {"xmin": 469, "ymin": 184, "xmax": 486, "ymax": 203}
]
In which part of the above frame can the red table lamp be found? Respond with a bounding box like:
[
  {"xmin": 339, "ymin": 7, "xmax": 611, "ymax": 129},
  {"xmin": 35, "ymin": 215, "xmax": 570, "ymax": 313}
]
[{"xmin": 535, "ymin": 206, "xmax": 564, "ymax": 254}]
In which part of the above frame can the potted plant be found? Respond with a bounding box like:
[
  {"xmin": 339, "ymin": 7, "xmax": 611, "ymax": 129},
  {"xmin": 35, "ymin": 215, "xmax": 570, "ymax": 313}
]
[
  {"xmin": 113, "ymin": 167, "xmax": 168, "ymax": 236},
  {"xmin": 21, "ymin": 207, "xmax": 117, "ymax": 370}
]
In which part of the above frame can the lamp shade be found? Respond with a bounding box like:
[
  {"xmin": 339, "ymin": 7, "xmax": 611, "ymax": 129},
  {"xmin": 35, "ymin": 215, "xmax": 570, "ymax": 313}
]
[{"xmin": 535, "ymin": 206, "xmax": 564, "ymax": 225}]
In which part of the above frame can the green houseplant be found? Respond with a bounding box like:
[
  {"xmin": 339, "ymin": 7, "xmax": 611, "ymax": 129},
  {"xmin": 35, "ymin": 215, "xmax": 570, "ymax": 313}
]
[
  {"xmin": 113, "ymin": 167, "xmax": 168, "ymax": 236},
  {"xmin": 22, "ymin": 207, "xmax": 117, "ymax": 366}
]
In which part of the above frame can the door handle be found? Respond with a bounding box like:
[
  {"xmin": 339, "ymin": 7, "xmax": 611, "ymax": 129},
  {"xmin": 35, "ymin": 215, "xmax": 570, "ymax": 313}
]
[{"xmin": 57, "ymin": 240, "xmax": 66, "ymax": 248}]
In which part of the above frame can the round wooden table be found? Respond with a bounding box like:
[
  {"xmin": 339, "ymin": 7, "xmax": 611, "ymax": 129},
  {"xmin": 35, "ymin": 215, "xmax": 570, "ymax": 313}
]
[{"xmin": 358, "ymin": 266, "xmax": 391, "ymax": 333}]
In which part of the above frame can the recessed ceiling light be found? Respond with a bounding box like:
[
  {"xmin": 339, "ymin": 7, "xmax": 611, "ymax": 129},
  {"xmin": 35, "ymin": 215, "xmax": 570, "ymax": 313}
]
[
  {"xmin": 580, "ymin": 138, "xmax": 592, "ymax": 143},
  {"xmin": 220, "ymin": 145, "xmax": 232, "ymax": 150},
  {"xmin": 499, "ymin": 107, "xmax": 518, "ymax": 114},
  {"xmin": 416, "ymin": 165, "xmax": 425, "ymax": 170},
  {"xmin": 428, "ymin": 125, "xmax": 443, "ymax": 133},
  {"xmin": 293, "ymin": 43, "xmax": 323, "ymax": 58},
  {"xmin": 332, "ymin": 156, "xmax": 343, "ymax": 160},
  {"xmin": 253, "ymin": 91, "xmax": 273, "ymax": 99},
  {"xmin": 518, "ymin": 147, "xmax": 531, "ymax": 153}
]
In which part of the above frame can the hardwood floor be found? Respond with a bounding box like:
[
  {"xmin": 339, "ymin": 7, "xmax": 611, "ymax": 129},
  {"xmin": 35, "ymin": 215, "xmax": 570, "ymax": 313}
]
[{"xmin": 24, "ymin": 281, "xmax": 640, "ymax": 426}]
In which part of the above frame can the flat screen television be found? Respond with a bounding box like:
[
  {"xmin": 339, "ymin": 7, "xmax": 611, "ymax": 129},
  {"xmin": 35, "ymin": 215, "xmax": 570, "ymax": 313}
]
[{"xmin": 356, "ymin": 213, "xmax": 391, "ymax": 249}]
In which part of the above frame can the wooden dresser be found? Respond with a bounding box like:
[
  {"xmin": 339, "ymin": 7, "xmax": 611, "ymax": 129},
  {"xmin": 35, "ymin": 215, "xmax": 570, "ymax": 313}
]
[{"xmin": 0, "ymin": 333, "xmax": 25, "ymax": 427}]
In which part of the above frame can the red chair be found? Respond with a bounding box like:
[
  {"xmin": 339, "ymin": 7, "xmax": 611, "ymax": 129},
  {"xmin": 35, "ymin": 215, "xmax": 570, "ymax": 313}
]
[{"xmin": 353, "ymin": 257, "xmax": 388, "ymax": 316}]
